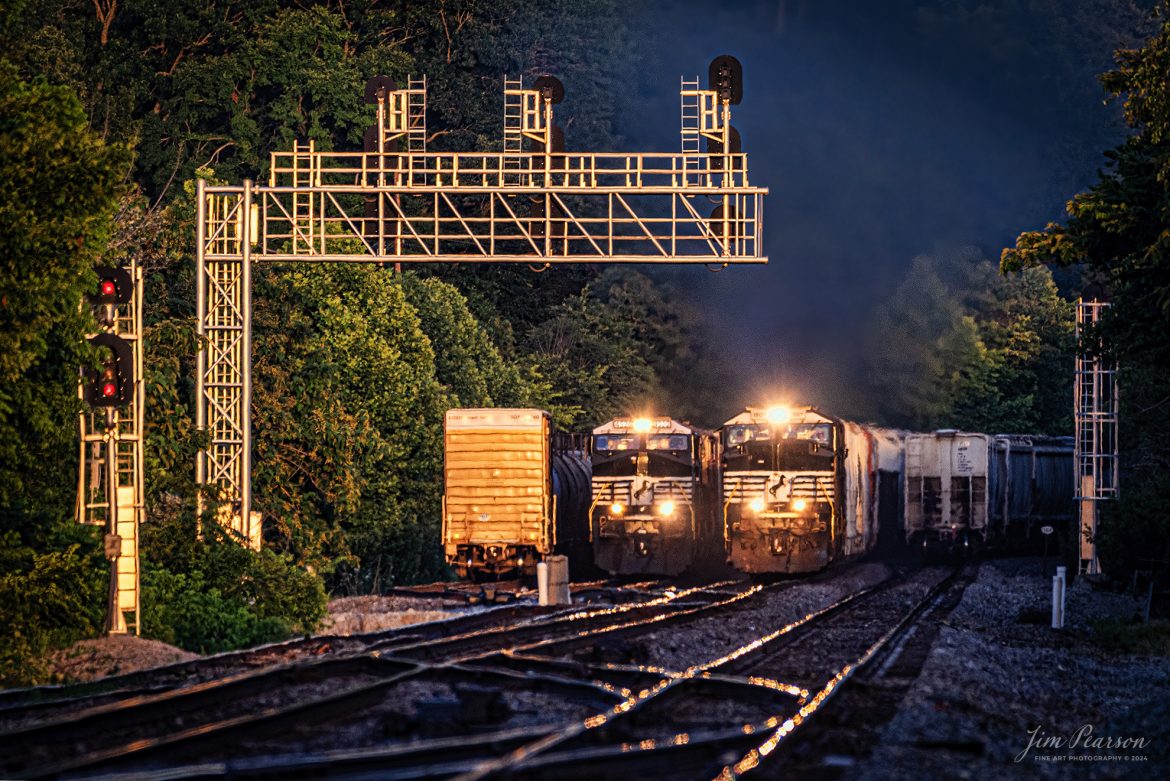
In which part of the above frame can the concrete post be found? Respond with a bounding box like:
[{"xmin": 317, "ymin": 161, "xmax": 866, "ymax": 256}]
[{"xmin": 538, "ymin": 555, "xmax": 571, "ymax": 606}]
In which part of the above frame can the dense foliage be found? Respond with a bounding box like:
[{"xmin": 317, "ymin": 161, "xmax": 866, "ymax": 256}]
[
  {"xmin": 867, "ymin": 249, "xmax": 1074, "ymax": 434},
  {"xmin": 0, "ymin": 60, "xmax": 130, "ymax": 685},
  {"xmin": 1002, "ymin": 2, "xmax": 1170, "ymax": 579}
]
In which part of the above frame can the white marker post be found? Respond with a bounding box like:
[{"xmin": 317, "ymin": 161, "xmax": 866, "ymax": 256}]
[{"xmin": 1052, "ymin": 566, "xmax": 1066, "ymax": 629}]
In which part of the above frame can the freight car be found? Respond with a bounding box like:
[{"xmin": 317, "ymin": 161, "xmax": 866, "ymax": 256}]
[
  {"xmin": 588, "ymin": 416, "xmax": 721, "ymax": 576},
  {"xmin": 904, "ymin": 431, "xmax": 1075, "ymax": 552},
  {"xmin": 442, "ymin": 408, "xmax": 591, "ymax": 579},
  {"xmin": 720, "ymin": 406, "xmax": 905, "ymax": 574}
]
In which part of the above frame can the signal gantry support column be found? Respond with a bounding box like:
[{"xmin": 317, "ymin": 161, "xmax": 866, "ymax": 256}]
[
  {"xmin": 195, "ymin": 177, "xmax": 259, "ymax": 549},
  {"xmin": 195, "ymin": 59, "xmax": 767, "ymax": 546}
]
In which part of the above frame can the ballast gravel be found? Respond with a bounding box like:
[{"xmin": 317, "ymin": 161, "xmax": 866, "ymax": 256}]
[
  {"xmin": 857, "ymin": 558, "xmax": 1170, "ymax": 781},
  {"xmin": 639, "ymin": 561, "xmax": 894, "ymax": 671}
]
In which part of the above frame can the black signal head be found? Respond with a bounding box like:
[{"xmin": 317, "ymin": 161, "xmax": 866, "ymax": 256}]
[
  {"xmin": 84, "ymin": 332, "xmax": 134, "ymax": 407},
  {"xmin": 363, "ymin": 75, "xmax": 397, "ymax": 104},
  {"xmin": 533, "ymin": 75, "xmax": 565, "ymax": 104},
  {"xmin": 91, "ymin": 267, "xmax": 132, "ymax": 305},
  {"xmin": 708, "ymin": 55, "xmax": 743, "ymax": 105}
]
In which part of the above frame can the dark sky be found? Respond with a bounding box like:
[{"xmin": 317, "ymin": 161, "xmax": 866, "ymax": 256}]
[{"xmin": 617, "ymin": 0, "xmax": 1151, "ymax": 418}]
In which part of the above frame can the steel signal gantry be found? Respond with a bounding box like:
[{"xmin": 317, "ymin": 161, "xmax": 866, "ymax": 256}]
[{"xmin": 196, "ymin": 60, "xmax": 768, "ymax": 541}]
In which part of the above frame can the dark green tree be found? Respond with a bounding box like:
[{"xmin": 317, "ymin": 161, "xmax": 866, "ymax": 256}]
[
  {"xmin": 1002, "ymin": 3, "xmax": 1170, "ymax": 578},
  {"xmin": 251, "ymin": 266, "xmax": 450, "ymax": 591},
  {"xmin": 525, "ymin": 269, "xmax": 712, "ymax": 429},
  {"xmin": 868, "ymin": 250, "xmax": 1073, "ymax": 433},
  {"xmin": 0, "ymin": 61, "xmax": 130, "ymax": 683}
]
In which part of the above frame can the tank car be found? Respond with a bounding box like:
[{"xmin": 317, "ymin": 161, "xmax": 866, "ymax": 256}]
[
  {"xmin": 903, "ymin": 431, "xmax": 1074, "ymax": 552},
  {"xmin": 442, "ymin": 408, "xmax": 591, "ymax": 579},
  {"xmin": 720, "ymin": 406, "xmax": 904, "ymax": 574},
  {"xmin": 588, "ymin": 416, "xmax": 720, "ymax": 576}
]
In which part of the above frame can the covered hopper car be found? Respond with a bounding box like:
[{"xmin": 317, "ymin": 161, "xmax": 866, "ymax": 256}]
[{"xmin": 903, "ymin": 431, "xmax": 1075, "ymax": 552}]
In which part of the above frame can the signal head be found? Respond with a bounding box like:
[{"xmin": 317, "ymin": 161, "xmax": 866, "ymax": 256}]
[
  {"xmin": 708, "ymin": 54, "xmax": 743, "ymax": 104},
  {"xmin": 83, "ymin": 332, "xmax": 134, "ymax": 408},
  {"xmin": 363, "ymin": 75, "xmax": 397, "ymax": 104},
  {"xmin": 90, "ymin": 267, "xmax": 132, "ymax": 305},
  {"xmin": 533, "ymin": 74, "xmax": 565, "ymax": 104}
]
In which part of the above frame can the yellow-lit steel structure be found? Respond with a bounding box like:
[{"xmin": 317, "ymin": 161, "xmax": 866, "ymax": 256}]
[{"xmin": 196, "ymin": 71, "xmax": 768, "ymax": 535}]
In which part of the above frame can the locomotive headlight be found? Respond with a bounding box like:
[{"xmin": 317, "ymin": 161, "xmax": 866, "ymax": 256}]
[
  {"xmin": 749, "ymin": 497, "xmax": 766, "ymax": 513},
  {"xmin": 657, "ymin": 500, "xmax": 675, "ymax": 516},
  {"xmin": 611, "ymin": 502, "xmax": 625, "ymax": 516},
  {"xmin": 632, "ymin": 417, "xmax": 652, "ymax": 433},
  {"xmin": 766, "ymin": 406, "xmax": 792, "ymax": 425},
  {"xmin": 791, "ymin": 498, "xmax": 807, "ymax": 512}
]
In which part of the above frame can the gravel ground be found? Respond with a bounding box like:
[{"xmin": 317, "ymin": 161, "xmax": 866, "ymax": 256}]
[
  {"xmin": 635, "ymin": 561, "xmax": 894, "ymax": 671},
  {"xmin": 34, "ymin": 597, "xmax": 472, "ymax": 685},
  {"xmin": 48, "ymin": 636, "xmax": 197, "ymax": 682},
  {"xmin": 188, "ymin": 677, "xmax": 606, "ymax": 760},
  {"xmin": 859, "ymin": 558, "xmax": 1170, "ymax": 781}
]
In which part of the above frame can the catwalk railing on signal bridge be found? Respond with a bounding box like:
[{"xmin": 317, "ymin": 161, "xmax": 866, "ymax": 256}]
[{"xmin": 200, "ymin": 149, "xmax": 766, "ymax": 265}]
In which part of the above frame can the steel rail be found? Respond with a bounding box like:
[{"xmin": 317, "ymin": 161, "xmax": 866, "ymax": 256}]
[
  {"xmin": 17, "ymin": 661, "xmax": 627, "ymax": 780},
  {"xmin": 3, "ymin": 581, "xmax": 758, "ymax": 778},
  {"xmin": 445, "ymin": 566, "xmax": 964, "ymax": 780},
  {"xmin": 0, "ymin": 578, "xmax": 671, "ymax": 720},
  {"xmin": 33, "ymin": 568, "xmax": 939, "ymax": 781},
  {"xmin": 717, "ymin": 565, "xmax": 973, "ymax": 777}
]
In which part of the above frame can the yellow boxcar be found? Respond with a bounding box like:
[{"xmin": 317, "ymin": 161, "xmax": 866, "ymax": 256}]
[{"xmin": 443, "ymin": 408, "xmax": 554, "ymax": 578}]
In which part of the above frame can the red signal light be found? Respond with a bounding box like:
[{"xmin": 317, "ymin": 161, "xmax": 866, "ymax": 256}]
[
  {"xmin": 83, "ymin": 333, "xmax": 134, "ymax": 407},
  {"xmin": 89, "ymin": 267, "xmax": 131, "ymax": 305}
]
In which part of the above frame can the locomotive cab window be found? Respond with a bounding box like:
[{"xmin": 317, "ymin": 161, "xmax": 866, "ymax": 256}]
[
  {"xmin": 725, "ymin": 425, "xmax": 770, "ymax": 446},
  {"xmin": 647, "ymin": 434, "xmax": 689, "ymax": 451},
  {"xmin": 594, "ymin": 434, "xmax": 642, "ymax": 452},
  {"xmin": 792, "ymin": 424, "xmax": 833, "ymax": 446}
]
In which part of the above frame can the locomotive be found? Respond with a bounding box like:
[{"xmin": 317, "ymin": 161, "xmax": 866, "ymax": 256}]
[
  {"xmin": 720, "ymin": 406, "xmax": 905, "ymax": 574},
  {"xmin": 588, "ymin": 416, "xmax": 720, "ymax": 576},
  {"xmin": 441, "ymin": 408, "xmax": 591, "ymax": 579}
]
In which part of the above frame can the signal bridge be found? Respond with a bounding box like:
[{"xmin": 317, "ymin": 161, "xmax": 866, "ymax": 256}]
[{"xmin": 196, "ymin": 58, "xmax": 768, "ymax": 543}]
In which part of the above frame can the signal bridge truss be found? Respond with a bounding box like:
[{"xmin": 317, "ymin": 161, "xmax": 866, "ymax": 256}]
[{"xmin": 197, "ymin": 68, "xmax": 768, "ymax": 538}]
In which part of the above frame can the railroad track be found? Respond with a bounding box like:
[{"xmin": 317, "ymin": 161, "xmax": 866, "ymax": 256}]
[
  {"xmin": 433, "ymin": 564, "xmax": 973, "ymax": 780},
  {"xmin": 53, "ymin": 563, "xmax": 974, "ymax": 780},
  {"xmin": 0, "ymin": 577, "xmax": 670, "ymax": 729},
  {"xmin": 0, "ymin": 578, "xmax": 772, "ymax": 779}
]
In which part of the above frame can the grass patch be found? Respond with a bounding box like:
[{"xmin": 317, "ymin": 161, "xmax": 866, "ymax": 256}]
[{"xmin": 1090, "ymin": 618, "xmax": 1170, "ymax": 656}]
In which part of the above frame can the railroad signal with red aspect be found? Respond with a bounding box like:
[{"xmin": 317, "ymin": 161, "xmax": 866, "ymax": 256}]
[
  {"xmin": 90, "ymin": 267, "xmax": 133, "ymax": 305},
  {"xmin": 83, "ymin": 331, "xmax": 134, "ymax": 407}
]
